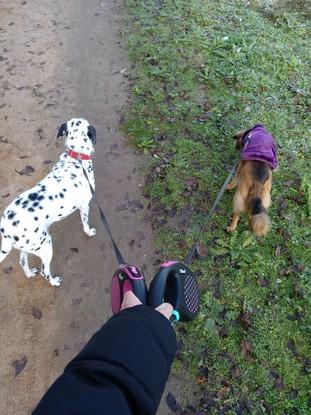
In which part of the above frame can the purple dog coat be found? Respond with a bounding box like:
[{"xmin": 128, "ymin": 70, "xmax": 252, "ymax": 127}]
[{"xmin": 241, "ymin": 124, "xmax": 278, "ymax": 170}]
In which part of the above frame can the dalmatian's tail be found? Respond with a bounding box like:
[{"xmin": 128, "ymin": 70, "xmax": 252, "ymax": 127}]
[{"xmin": 0, "ymin": 228, "xmax": 13, "ymax": 263}]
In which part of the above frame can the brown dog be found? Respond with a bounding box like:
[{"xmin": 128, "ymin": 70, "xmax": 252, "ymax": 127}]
[{"xmin": 226, "ymin": 124, "xmax": 278, "ymax": 236}]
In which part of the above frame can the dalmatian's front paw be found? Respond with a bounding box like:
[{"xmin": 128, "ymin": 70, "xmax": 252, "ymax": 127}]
[
  {"xmin": 86, "ymin": 227, "xmax": 96, "ymax": 237},
  {"xmin": 49, "ymin": 276, "xmax": 62, "ymax": 287},
  {"xmin": 25, "ymin": 268, "xmax": 39, "ymax": 278}
]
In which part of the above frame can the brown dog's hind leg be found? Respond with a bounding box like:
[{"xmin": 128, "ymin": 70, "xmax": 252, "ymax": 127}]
[
  {"xmin": 226, "ymin": 191, "xmax": 246, "ymax": 233},
  {"xmin": 227, "ymin": 162, "xmax": 242, "ymax": 191},
  {"xmin": 227, "ymin": 176, "xmax": 238, "ymax": 191}
]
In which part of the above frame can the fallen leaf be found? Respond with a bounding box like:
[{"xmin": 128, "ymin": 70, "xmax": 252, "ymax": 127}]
[
  {"xmin": 197, "ymin": 366, "xmax": 209, "ymax": 384},
  {"xmin": 237, "ymin": 311, "xmax": 252, "ymax": 330},
  {"xmin": 274, "ymin": 375, "xmax": 284, "ymax": 391},
  {"xmin": 178, "ymin": 240, "xmax": 188, "ymax": 250},
  {"xmin": 166, "ymin": 392, "xmax": 181, "ymax": 413},
  {"xmin": 196, "ymin": 243, "xmax": 208, "ymax": 258},
  {"xmin": 217, "ymin": 385, "xmax": 230, "ymax": 399},
  {"xmin": 184, "ymin": 177, "xmax": 198, "ymax": 195},
  {"xmin": 31, "ymin": 307, "xmax": 42, "ymax": 320},
  {"xmin": 257, "ymin": 277, "xmax": 269, "ymax": 287},
  {"xmin": 218, "ymin": 326, "xmax": 229, "ymax": 337},
  {"xmin": 15, "ymin": 165, "xmax": 35, "ymax": 176},
  {"xmin": 281, "ymin": 264, "xmax": 305, "ymax": 276},
  {"xmin": 230, "ymin": 365, "xmax": 240, "ymax": 378},
  {"xmin": 241, "ymin": 340, "xmax": 252, "ymax": 361},
  {"xmin": 12, "ymin": 356, "xmax": 27, "ymax": 376}
]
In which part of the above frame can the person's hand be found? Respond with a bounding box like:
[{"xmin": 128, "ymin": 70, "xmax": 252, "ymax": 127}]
[{"xmin": 121, "ymin": 291, "xmax": 173, "ymax": 320}]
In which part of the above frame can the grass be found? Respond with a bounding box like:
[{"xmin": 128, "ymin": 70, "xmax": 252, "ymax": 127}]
[{"xmin": 122, "ymin": 0, "xmax": 311, "ymax": 413}]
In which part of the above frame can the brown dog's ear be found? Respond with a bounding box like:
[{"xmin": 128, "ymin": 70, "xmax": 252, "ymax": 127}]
[
  {"xmin": 233, "ymin": 129, "xmax": 247, "ymax": 150},
  {"xmin": 233, "ymin": 130, "xmax": 247, "ymax": 140}
]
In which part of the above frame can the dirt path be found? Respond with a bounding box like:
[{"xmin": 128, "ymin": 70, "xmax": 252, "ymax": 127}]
[{"xmin": 0, "ymin": 1, "xmax": 177, "ymax": 413}]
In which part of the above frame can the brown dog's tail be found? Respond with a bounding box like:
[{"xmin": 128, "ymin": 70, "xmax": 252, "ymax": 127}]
[
  {"xmin": 249, "ymin": 196, "xmax": 270, "ymax": 236},
  {"xmin": 248, "ymin": 162, "xmax": 271, "ymax": 236}
]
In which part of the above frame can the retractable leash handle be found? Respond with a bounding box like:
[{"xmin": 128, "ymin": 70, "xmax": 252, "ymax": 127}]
[
  {"xmin": 148, "ymin": 261, "xmax": 200, "ymax": 323},
  {"xmin": 111, "ymin": 264, "xmax": 148, "ymax": 315}
]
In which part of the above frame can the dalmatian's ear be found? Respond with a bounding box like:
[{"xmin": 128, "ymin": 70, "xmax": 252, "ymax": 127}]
[
  {"xmin": 87, "ymin": 125, "xmax": 97, "ymax": 145},
  {"xmin": 57, "ymin": 122, "xmax": 68, "ymax": 139}
]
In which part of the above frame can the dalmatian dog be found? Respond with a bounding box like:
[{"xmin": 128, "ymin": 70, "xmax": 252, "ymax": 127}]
[{"xmin": 0, "ymin": 118, "xmax": 97, "ymax": 286}]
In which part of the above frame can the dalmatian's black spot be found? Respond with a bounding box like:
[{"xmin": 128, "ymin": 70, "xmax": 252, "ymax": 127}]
[
  {"xmin": 29, "ymin": 193, "xmax": 38, "ymax": 201},
  {"xmin": 71, "ymin": 121, "xmax": 74, "ymax": 127},
  {"xmin": 74, "ymin": 165, "xmax": 80, "ymax": 169},
  {"xmin": 49, "ymin": 196, "xmax": 53, "ymax": 201},
  {"xmin": 22, "ymin": 200, "xmax": 29, "ymax": 208},
  {"xmin": 41, "ymin": 185, "xmax": 46, "ymax": 191},
  {"xmin": 41, "ymin": 238, "xmax": 46, "ymax": 245},
  {"xmin": 2, "ymin": 250, "xmax": 8, "ymax": 254},
  {"xmin": 58, "ymin": 214, "xmax": 62, "ymax": 217},
  {"xmin": 13, "ymin": 236, "xmax": 19, "ymax": 242},
  {"xmin": 12, "ymin": 221, "xmax": 20, "ymax": 226},
  {"xmin": 59, "ymin": 192, "xmax": 64, "ymax": 198},
  {"xmin": 63, "ymin": 188, "xmax": 67, "ymax": 192},
  {"xmin": 76, "ymin": 121, "xmax": 81, "ymax": 126},
  {"xmin": 0, "ymin": 228, "xmax": 4, "ymax": 233},
  {"xmin": 39, "ymin": 206, "xmax": 43, "ymax": 210},
  {"xmin": 74, "ymin": 184, "xmax": 78, "ymax": 188},
  {"xmin": 34, "ymin": 217, "xmax": 38, "ymax": 221},
  {"xmin": 8, "ymin": 212, "xmax": 16, "ymax": 220},
  {"xmin": 26, "ymin": 240, "xmax": 29, "ymax": 244},
  {"xmin": 28, "ymin": 207, "xmax": 35, "ymax": 213},
  {"xmin": 71, "ymin": 173, "xmax": 77, "ymax": 179},
  {"xmin": 35, "ymin": 246, "xmax": 41, "ymax": 251},
  {"xmin": 70, "ymin": 145, "xmax": 74, "ymax": 149},
  {"xmin": 33, "ymin": 202, "xmax": 39, "ymax": 207},
  {"xmin": 60, "ymin": 206, "xmax": 64, "ymax": 209},
  {"xmin": 46, "ymin": 215, "xmax": 49, "ymax": 219},
  {"xmin": 15, "ymin": 199, "xmax": 21, "ymax": 206},
  {"xmin": 34, "ymin": 228, "xmax": 39, "ymax": 233},
  {"xmin": 38, "ymin": 195, "xmax": 44, "ymax": 201},
  {"xmin": 24, "ymin": 228, "xmax": 27, "ymax": 231}
]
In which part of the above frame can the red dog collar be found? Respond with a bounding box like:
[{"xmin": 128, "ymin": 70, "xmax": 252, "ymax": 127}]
[{"xmin": 67, "ymin": 150, "xmax": 91, "ymax": 160}]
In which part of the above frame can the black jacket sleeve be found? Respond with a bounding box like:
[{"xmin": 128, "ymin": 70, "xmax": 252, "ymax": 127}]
[{"xmin": 33, "ymin": 305, "xmax": 177, "ymax": 415}]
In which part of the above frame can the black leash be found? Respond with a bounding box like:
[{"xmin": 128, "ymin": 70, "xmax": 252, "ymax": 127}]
[
  {"xmin": 78, "ymin": 157, "xmax": 237, "ymax": 268},
  {"xmin": 78, "ymin": 159, "xmax": 125, "ymax": 265},
  {"xmin": 184, "ymin": 161, "xmax": 238, "ymax": 265}
]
